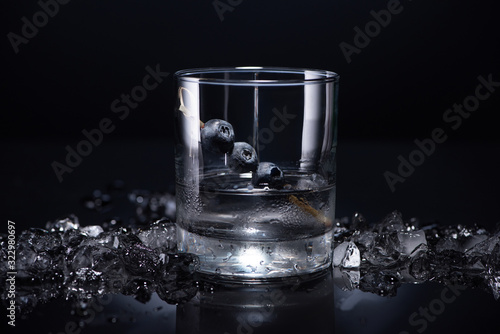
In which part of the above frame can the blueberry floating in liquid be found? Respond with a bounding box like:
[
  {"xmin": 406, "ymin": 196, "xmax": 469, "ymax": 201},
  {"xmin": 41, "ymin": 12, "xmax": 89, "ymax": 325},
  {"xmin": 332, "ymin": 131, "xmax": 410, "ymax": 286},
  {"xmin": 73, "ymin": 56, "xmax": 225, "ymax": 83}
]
[
  {"xmin": 200, "ymin": 119, "xmax": 235, "ymax": 154},
  {"xmin": 228, "ymin": 142, "xmax": 258, "ymax": 173},
  {"xmin": 252, "ymin": 162, "xmax": 285, "ymax": 189}
]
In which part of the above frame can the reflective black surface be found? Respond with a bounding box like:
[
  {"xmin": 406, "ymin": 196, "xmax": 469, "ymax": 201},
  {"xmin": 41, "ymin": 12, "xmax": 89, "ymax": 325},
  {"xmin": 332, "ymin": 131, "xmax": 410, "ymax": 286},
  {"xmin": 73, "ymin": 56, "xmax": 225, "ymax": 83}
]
[
  {"xmin": 177, "ymin": 271, "xmax": 335, "ymax": 334},
  {"xmin": 2, "ymin": 140, "xmax": 500, "ymax": 334}
]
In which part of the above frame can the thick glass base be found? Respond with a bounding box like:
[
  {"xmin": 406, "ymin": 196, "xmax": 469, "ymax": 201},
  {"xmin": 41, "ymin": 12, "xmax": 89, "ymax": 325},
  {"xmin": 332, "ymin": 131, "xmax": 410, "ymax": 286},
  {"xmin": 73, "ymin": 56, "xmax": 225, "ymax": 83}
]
[{"xmin": 177, "ymin": 226, "xmax": 333, "ymax": 279}]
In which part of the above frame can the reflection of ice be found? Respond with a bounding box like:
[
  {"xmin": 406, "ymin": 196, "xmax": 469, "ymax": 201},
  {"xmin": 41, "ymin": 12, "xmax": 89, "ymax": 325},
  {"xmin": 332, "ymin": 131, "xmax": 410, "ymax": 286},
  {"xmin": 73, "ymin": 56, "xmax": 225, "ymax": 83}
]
[
  {"xmin": 490, "ymin": 275, "xmax": 500, "ymax": 300},
  {"xmin": 335, "ymin": 288, "xmax": 384, "ymax": 311},
  {"xmin": 333, "ymin": 267, "xmax": 360, "ymax": 291}
]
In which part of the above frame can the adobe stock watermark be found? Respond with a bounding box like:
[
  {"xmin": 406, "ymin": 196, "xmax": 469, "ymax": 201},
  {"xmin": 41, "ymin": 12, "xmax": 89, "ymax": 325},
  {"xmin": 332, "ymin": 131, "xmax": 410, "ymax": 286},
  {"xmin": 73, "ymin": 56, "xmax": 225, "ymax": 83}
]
[
  {"xmin": 384, "ymin": 74, "xmax": 500, "ymax": 192},
  {"xmin": 7, "ymin": 0, "xmax": 73, "ymax": 54},
  {"xmin": 51, "ymin": 63, "xmax": 169, "ymax": 183},
  {"xmin": 339, "ymin": 0, "xmax": 407, "ymax": 64},
  {"xmin": 213, "ymin": 0, "xmax": 244, "ymax": 22},
  {"xmin": 246, "ymin": 105, "xmax": 296, "ymax": 152},
  {"xmin": 399, "ymin": 285, "xmax": 467, "ymax": 334},
  {"xmin": 6, "ymin": 220, "xmax": 17, "ymax": 327}
]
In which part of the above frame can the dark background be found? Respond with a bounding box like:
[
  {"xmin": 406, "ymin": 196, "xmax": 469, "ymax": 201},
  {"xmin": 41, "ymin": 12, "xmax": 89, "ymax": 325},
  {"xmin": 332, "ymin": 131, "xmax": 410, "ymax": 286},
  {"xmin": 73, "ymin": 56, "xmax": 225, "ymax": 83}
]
[
  {"xmin": 2, "ymin": 0, "xmax": 499, "ymax": 141},
  {"xmin": 2, "ymin": 2, "xmax": 500, "ymax": 333},
  {"xmin": 2, "ymin": 0, "xmax": 500, "ymax": 227}
]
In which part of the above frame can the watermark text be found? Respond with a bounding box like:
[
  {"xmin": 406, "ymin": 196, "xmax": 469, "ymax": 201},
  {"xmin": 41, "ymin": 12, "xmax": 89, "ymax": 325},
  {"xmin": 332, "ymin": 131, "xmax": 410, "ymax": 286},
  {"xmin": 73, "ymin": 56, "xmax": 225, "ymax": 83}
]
[
  {"xmin": 6, "ymin": 220, "xmax": 17, "ymax": 327},
  {"xmin": 384, "ymin": 74, "xmax": 499, "ymax": 192}
]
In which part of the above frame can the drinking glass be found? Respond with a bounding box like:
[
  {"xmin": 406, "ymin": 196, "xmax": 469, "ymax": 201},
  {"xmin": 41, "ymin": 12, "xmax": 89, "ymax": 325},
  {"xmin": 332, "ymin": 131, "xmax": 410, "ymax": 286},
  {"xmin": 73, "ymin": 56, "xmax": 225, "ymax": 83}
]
[{"xmin": 174, "ymin": 67, "xmax": 339, "ymax": 278}]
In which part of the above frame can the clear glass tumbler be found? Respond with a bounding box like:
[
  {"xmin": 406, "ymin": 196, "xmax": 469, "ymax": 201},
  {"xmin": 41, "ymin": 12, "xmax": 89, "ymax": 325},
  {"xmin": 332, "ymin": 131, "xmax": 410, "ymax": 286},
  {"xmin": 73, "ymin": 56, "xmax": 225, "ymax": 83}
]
[{"xmin": 174, "ymin": 67, "xmax": 339, "ymax": 278}]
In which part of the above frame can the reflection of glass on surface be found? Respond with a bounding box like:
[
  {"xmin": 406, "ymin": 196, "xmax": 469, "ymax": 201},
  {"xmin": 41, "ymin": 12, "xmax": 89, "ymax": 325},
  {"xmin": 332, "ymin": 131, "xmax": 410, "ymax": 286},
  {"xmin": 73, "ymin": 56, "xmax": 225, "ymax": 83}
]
[
  {"xmin": 176, "ymin": 268, "xmax": 335, "ymax": 334},
  {"xmin": 174, "ymin": 67, "xmax": 339, "ymax": 278}
]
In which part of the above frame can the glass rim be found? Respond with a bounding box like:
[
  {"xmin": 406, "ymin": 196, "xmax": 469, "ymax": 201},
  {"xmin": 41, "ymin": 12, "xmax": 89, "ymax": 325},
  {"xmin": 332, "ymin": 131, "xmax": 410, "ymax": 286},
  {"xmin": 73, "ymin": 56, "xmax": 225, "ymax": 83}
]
[{"xmin": 174, "ymin": 66, "xmax": 339, "ymax": 86}]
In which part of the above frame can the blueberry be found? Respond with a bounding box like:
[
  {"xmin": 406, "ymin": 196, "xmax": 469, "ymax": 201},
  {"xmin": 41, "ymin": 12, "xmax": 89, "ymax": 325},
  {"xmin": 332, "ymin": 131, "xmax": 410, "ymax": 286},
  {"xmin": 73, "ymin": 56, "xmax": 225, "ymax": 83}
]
[
  {"xmin": 201, "ymin": 119, "xmax": 235, "ymax": 154},
  {"xmin": 228, "ymin": 142, "xmax": 258, "ymax": 173},
  {"xmin": 252, "ymin": 162, "xmax": 285, "ymax": 189}
]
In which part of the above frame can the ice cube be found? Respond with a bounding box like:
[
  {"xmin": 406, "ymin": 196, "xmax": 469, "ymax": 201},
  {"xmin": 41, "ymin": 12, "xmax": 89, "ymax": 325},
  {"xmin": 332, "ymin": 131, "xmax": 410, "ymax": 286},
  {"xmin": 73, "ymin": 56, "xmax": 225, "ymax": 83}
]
[
  {"xmin": 137, "ymin": 219, "xmax": 177, "ymax": 250},
  {"xmin": 362, "ymin": 231, "xmax": 402, "ymax": 266},
  {"xmin": 409, "ymin": 256, "xmax": 430, "ymax": 281},
  {"xmin": 81, "ymin": 225, "xmax": 104, "ymax": 238},
  {"xmin": 462, "ymin": 234, "xmax": 489, "ymax": 252},
  {"xmin": 435, "ymin": 237, "xmax": 462, "ymax": 253},
  {"xmin": 333, "ymin": 242, "xmax": 348, "ymax": 266},
  {"xmin": 353, "ymin": 231, "xmax": 376, "ymax": 249},
  {"xmin": 32, "ymin": 251, "xmax": 52, "ymax": 272},
  {"xmin": 155, "ymin": 253, "xmax": 199, "ymax": 304},
  {"xmin": 71, "ymin": 245, "xmax": 95, "ymax": 270},
  {"xmin": 61, "ymin": 229, "xmax": 85, "ymax": 249},
  {"xmin": 377, "ymin": 211, "xmax": 405, "ymax": 233},
  {"xmin": 397, "ymin": 230, "xmax": 428, "ymax": 256},
  {"xmin": 0, "ymin": 236, "xmax": 7, "ymax": 272},
  {"xmin": 20, "ymin": 228, "xmax": 61, "ymax": 252},
  {"xmin": 465, "ymin": 231, "xmax": 500, "ymax": 256},
  {"xmin": 16, "ymin": 243, "xmax": 37, "ymax": 277},
  {"xmin": 333, "ymin": 241, "xmax": 360, "ymax": 268},
  {"xmin": 488, "ymin": 244, "xmax": 500, "ymax": 271},
  {"xmin": 46, "ymin": 215, "xmax": 80, "ymax": 233},
  {"xmin": 121, "ymin": 242, "xmax": 158, "ymax": 276},
  {"xmin": 70, "ymin": 268, "xmax": 104, "ymax": 290},
  {"xmin": 489, "ymin": 274, "xmax": 500, "ymax": 300}
]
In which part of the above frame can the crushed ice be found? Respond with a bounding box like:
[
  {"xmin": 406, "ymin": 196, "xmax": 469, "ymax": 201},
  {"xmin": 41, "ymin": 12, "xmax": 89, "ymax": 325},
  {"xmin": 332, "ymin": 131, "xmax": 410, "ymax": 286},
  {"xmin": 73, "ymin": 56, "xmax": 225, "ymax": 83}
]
[
  {"xmin": 333, "ymin": 211, "xmax": 500, "ymax": 298},
  {"xmin": 1, "ymin": 183, "xmax": 499, "ymax": 319},
  {"xmin": 0, "ymin": 214, "xmax": 198, "ymax": 316}
]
